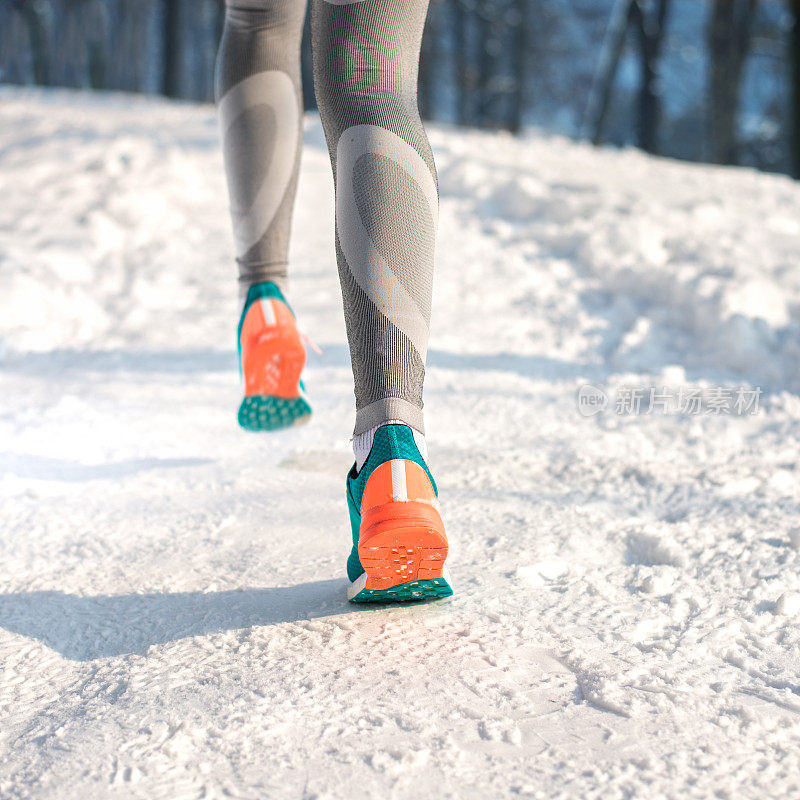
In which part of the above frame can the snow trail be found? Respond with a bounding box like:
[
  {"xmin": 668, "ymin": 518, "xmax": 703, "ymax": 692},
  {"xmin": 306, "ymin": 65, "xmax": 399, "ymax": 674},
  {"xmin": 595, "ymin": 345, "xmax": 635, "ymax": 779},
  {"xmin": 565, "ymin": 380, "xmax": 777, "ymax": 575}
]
[{"xmin": 1, "ymin": 89, "xmax": 800, "ymax": 799}]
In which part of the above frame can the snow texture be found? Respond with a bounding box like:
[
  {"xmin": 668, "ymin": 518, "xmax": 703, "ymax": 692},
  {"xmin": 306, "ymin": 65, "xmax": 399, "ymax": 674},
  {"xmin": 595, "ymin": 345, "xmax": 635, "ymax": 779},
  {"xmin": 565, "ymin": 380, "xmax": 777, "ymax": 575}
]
[{"xmin": 2, "ymin": 88, "xmax": 800, "ymax": 799}]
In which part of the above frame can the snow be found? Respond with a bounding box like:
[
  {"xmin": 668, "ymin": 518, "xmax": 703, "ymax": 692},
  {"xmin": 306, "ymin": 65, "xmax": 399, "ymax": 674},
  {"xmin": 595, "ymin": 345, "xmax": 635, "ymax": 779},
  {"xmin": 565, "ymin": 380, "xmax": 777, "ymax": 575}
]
[{"xmin": 2, "ymin": 87, "xmax": 800, "ymax": 799}]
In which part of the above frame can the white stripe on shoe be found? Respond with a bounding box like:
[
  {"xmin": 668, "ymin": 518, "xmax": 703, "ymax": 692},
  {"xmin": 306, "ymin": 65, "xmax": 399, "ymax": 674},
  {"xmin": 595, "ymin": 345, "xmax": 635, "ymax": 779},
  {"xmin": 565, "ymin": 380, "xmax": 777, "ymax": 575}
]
[
  {"xmin": 259, "ymin": 298, "xmax": 277, "ymax": 326},
  {"xmin": 390, "ymin": 459, "xmax": 408, "ymax": 502}
]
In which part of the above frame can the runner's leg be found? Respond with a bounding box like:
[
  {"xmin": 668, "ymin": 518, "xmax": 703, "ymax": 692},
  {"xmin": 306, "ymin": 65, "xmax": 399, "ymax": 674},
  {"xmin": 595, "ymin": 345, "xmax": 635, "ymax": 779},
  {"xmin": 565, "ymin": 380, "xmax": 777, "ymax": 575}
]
[
  {"xmin": 216, "ymin": 0, "xmax": 307, "ymax": 298},
  {"xmin": 217, "ymin": 2, "xmax": 313, "ymax": 431},
  {"xmin": 311, "ymin": 0, "xmax": 437, "ymax": 437}
]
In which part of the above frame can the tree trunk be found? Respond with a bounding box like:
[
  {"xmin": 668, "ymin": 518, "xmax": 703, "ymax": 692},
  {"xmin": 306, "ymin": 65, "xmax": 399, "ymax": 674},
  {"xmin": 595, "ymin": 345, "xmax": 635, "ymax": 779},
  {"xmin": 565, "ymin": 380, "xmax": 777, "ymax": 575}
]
[
  {"xmin": 453, "ymin": 0, "xmax": 470, "ymax": 125},
  {"xmin": 708, "ymin": 0, "xmax": 758, "ymax": 165},
  {"xmin": 789, "ymin": 0, "xmax": 800, "ymax": 179},
  {"xmin": 631, "ymin": 0, "xmax": 671, "ymax": 154},
  {"xmin": 301, "ymin": 6, "xmax": 315, "ymax": 110},
  {"xmin": 162, "ymin": 0, "xmax": 181, "ymax": 98},
  {"xmin": 16, "ymin": 0, "xmax": 49, "ymax": 85},
  {"xmin": 584, "ymin": 0, "xmax": 637, "ymax": 144},
  {"xmin": 508, "ymin": 0, "xmax": 529, "ymax": 134},
  {"xmin": 419, "ymin": 0, "xmax": 437, "ymax": 120},
  {"xmin": 477, "ymin": 1, "xmax": 493, "ymax": 127}
]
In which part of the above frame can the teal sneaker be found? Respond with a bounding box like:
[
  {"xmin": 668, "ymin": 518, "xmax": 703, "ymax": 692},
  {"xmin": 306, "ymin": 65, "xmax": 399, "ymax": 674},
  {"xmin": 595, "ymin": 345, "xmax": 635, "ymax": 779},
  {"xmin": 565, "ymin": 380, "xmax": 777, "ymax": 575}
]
[
  {"xmin": 237, "ymin": 282, "xmax": 312, "ymax": 431},
  {"xmin": 345, "ymin": 424, "xmax": 453, "ymax": 603}
]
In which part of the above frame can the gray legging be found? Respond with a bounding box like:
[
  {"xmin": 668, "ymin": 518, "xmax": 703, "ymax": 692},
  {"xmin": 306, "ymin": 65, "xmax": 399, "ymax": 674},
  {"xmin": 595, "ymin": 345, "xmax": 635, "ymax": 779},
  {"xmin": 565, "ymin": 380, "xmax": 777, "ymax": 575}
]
[{"xmin": 216, "ymin": 0, "xmax": 437, "ymax": 436}]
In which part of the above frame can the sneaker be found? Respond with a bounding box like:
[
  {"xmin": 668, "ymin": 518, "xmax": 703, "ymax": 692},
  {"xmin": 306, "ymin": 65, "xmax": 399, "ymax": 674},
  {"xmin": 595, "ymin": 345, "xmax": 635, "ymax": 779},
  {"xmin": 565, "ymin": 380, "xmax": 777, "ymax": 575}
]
[
  {"xmin": 345, "ymin": 424, "xmax": 453, "ymax": 602},
  {"xmin": 237, "ymin": 282, "xmax": 312, "ymax": 431}
]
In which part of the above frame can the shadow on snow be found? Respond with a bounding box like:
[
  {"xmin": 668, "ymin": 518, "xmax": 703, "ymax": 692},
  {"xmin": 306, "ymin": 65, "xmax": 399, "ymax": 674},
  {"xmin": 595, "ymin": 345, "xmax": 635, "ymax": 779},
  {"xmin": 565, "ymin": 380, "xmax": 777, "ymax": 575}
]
[{"xmin": 0, "ymin": 580, "xmax": 367, "ymax": 662}]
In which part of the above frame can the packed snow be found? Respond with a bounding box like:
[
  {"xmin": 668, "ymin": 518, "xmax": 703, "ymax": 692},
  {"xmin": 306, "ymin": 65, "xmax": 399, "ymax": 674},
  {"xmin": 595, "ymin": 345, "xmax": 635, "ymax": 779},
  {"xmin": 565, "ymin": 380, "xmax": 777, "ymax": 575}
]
[{"xmin": 1, "ymin": 88, "xmax": 800, "ymax": 799}]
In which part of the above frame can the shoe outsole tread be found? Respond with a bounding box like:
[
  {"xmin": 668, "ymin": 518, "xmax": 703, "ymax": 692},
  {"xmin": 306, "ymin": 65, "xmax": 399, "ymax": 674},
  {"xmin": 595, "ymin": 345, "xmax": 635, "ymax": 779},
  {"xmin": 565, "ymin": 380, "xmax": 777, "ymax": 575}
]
[
  {"xmin": 348, "ymin": 572, "xmax": 454, "ymax": 603},
  {"xmin": 237, "ymin": 395, "xmax": 312, "ymax": 431}
]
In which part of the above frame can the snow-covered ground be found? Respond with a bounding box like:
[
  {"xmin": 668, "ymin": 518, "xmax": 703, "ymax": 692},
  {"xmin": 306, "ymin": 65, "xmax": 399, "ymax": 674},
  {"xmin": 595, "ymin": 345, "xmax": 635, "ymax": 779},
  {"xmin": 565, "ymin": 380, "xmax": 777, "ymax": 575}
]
[{"xmin": 1, "ymin": 88, "xmax": 800, "ymax": 799}]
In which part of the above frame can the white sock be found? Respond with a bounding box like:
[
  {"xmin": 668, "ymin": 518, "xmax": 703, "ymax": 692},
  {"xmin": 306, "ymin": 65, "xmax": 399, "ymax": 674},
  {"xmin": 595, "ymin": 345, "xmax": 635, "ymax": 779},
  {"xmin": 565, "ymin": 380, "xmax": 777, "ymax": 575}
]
[{"xmin": 353, "ymin": 421, "xmax": 428, "ymax": 472}]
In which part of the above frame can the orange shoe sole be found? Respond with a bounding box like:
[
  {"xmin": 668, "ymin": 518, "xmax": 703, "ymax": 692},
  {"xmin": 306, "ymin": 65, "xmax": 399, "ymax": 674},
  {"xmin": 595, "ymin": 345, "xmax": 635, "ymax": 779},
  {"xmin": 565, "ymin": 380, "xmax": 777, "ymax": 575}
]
[{"xmin": 358, "ymin": 500, "xmax": 449, "ymax": 591}]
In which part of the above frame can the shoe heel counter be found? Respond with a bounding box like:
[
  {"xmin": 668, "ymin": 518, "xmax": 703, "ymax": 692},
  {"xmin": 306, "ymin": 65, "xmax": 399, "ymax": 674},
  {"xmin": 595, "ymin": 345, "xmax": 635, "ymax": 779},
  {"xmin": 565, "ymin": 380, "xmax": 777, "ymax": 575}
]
[
  {"xmin": 240, "ymin": 307, "xmax": 305, "ymax": 397},
  {"xmin": 373, "ymin": 424, "xmax": 419, "ymax": 460},
  {"xmin": 365, "ymin": 425, "xmax": 438, "ymax": 497},
  {"xmin": 237, "ymin": 282, "xmax": 293, "ymax": 359},
  {"xmin": 360, "ymin": 459, "xmax": 436, "ymax": 515}
]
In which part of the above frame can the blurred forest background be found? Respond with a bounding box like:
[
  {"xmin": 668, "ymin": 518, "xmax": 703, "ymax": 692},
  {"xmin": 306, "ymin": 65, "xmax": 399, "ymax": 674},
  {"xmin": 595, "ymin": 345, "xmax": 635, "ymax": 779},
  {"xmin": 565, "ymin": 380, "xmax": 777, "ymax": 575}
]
[{"xmin": 1, "ymin": 0, "xmax": 799, "ymax": 178}]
